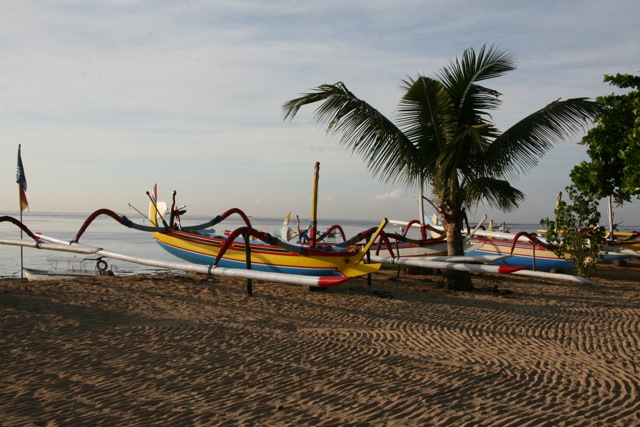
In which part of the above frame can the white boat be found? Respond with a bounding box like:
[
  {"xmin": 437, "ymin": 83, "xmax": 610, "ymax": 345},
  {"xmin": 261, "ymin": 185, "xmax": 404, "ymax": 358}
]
[{"xmin": 22, "ymin": 256, "xmax": 115, "ymax": 281}]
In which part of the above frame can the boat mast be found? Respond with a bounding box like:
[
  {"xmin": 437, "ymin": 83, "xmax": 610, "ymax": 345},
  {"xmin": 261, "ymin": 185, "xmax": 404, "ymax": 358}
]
[
  {"xmin": 607, "ymin": 195, "xmax": 614, "ymax": 240},
  {"xmin": 418, "ymin": 180, "xmax": 426, "ymax": 227},
  {"xmin": 309, "ymin": 162, "xmax": 320, "ymax": 247}
]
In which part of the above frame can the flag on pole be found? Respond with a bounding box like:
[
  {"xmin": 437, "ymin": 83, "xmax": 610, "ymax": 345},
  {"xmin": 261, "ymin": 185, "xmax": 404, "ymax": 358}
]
[{"xmin": 16, "ymin": 144, "xmax": 29, "ymax": 212}]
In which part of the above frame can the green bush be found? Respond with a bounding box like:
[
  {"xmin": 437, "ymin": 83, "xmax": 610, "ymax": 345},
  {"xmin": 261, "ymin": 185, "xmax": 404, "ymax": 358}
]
[{"xmin": 540, "ymin": 185, "xmax": 606, "ymax": 278}]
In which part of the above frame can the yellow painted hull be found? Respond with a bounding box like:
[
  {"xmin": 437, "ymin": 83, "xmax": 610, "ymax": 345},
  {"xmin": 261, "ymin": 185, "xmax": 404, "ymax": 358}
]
[{"xmin": 153, "ymin": 230, "xmax": 381, "ymax": 278}]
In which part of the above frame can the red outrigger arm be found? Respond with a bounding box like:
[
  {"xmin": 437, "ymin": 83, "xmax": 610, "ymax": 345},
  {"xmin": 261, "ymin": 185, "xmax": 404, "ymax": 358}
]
[
  {"xmin": 69, "ymin": 207, "xmax": 256, "ymax": 243},
  {"xmin": 0, "ymin": 216, "xmax": 41, "ymax": 242},
  {"xmin": 509, "ymin": 231, "xmax": 554, "ymax": 255}
]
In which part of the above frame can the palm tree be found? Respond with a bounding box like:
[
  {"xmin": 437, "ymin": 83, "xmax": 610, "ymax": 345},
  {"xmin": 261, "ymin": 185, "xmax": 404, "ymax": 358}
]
[{"xmin": 282, "ymin": 44, "xmax": 600, "ymax": 290}]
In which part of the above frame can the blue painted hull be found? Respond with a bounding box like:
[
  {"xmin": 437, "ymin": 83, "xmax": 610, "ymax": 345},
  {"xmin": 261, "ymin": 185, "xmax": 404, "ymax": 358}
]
[
  {"xmin": 466, "ymin": 248, "xmax": 573, "ymax": 271},
  {"xmin": 466, "ymin": 248, "xmax": 630, "ymax": 271}
]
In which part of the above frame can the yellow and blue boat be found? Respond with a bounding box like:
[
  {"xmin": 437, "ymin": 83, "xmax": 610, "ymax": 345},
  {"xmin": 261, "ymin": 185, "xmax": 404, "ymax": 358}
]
[{"xmin": 147, "ymin": 178, "xmax": 387, "ymax": 282}]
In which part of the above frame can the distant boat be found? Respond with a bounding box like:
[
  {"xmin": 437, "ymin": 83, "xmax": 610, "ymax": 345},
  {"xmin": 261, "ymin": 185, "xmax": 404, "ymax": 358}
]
[
  {"xmin": 403, "ymin": 219, "xmax": 632, "ymax": 272},
  {"xmin": 23, "ymin": 256, "xmax": 115, "ymax": 281}
]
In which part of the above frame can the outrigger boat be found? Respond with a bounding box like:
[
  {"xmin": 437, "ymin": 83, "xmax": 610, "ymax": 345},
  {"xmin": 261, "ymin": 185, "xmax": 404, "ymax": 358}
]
[
  {"xmin": 386, "ymin": 217, "xmax": 612, "ymax": 284},
  {"xmin": 435, "ymin": 224, "xmax": 633, "ymax": 272},
  {"xmin": 464, "ymin": 232, "xmax": 576, "ymax": 271},
  {"xmin": 142, "ymin": 163, "xmax": 392, "ymax": 280},
  {"xmin": 146, "ymin": 187, "xmax": 386, "ymax": 279}
]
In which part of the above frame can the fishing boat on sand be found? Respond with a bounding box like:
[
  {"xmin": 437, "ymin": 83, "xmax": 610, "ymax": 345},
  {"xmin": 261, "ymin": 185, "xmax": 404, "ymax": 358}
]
[
  {"xmin": 23, "ymin": 256, "xmax": 115, "ymax": 281},
  {"xmin": 464, "ymin": 232, "xmax": 576, "ymax": 271},
  {"xmin": 139, "ymin": 163, "xmax": 389, "ymax": 281},
  {"xmin": 397, "ymin": 217, "xmax": 632, "ymax": 272},
  {"xmin": 145, "ymin": 187, "xmax": 386, "ymax": 279}
]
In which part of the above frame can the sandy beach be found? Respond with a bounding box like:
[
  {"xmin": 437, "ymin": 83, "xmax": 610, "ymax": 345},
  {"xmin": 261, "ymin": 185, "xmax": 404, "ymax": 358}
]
[{"xmin": 1, "ymin": 262, "xmax": 639, "ymax": 426}]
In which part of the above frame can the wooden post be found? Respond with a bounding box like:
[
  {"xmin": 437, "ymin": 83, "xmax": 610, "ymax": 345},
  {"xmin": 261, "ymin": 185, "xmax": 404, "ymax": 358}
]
[
  {"xmin": 367, "ymin": 250, "xmax": 372, "ymax": 287},
  {"xmin": 607, "ymin": 195, "xmax": 614, "ymax": 241},
  {"xmin": 243, "ymin": 233, "xmax": 253, "ymax": 296},
  {"xmin": 19, "ymin": 209, "xmax": 24, "ymax": 283},
  {"xmin": 532, "ymin": 244, "xmax": 537, "ymax": 271}
]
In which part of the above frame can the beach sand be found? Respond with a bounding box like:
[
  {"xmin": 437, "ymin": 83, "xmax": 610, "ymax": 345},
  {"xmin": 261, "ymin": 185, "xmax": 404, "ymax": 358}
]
[{"xmin": 1, "ymin": 262, "xmax": 639, "ymax": 426}]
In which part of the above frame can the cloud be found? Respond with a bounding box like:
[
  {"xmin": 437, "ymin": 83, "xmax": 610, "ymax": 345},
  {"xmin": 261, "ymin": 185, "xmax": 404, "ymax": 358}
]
[{"xmin": 372, "ymin": 189, "xmax": 405, "ymax": 202}]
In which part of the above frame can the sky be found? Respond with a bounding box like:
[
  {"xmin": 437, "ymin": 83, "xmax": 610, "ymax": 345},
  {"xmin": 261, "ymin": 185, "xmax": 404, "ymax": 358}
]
[{"xmin": 1, "ymin": 0, "xmax": 639, "ymax": 226}]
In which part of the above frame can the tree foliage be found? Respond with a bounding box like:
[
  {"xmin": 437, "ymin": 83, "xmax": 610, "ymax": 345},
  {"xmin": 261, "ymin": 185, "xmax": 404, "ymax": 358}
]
[
  {"xmin": 571, "ymin": 74, "xmax": 640, "ymax": 204},
  {"xmin": 540, "ymin": 185, "xmax": 606, "ymax": 278},
  {"xmin": 283, "ymin": 44, "xmax": 600, "ymax": 290}
]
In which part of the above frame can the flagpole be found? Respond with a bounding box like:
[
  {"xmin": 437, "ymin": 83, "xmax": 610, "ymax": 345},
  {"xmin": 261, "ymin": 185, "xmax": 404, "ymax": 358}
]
[
  {"xmin": 20, "ymin": 204, "xmax": 24, "ymax": 282},
  {"xmin": 17, "ymin": 144, "xmax": 29, "ymax": 282}
]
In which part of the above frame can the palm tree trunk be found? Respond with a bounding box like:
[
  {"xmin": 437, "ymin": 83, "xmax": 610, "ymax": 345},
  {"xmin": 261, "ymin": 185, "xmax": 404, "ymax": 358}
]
[{"xmin": 442, "ymin": 204, "xmax": 474, "ymax": 291}]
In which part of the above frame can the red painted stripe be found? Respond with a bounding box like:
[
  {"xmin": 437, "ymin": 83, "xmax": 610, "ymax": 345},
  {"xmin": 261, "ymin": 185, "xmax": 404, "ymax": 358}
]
[
  {"xmin": 318, "ymin": 276, "xmax": 351, "ymax": 287},
  {"xmin": 497, "ymin": 265, "xmax": 528, "ymax": 274}
]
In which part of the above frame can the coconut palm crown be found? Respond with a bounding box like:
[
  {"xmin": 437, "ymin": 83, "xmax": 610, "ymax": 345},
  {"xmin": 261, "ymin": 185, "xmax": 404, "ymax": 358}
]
[{"xmin": 282, "ymin": 44, "xmax": 599, "ymax": 289}]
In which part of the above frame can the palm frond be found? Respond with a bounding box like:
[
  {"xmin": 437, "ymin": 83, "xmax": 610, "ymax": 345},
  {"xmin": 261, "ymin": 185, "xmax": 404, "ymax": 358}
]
[
  {"xmin": 282, "ymin": 82, "xmax": 418, "ymax": 185},
  {"xmin": 396, "ymin": 76, "xmax": 456, "ymax": 179},
  {"xmin": 464, "ymin": 177, "xmax": 525, "ymax": 211},
  {"xmin": 435, "ymin": 124, "xmax": 491, "ymax": 193},
  {"xmin": 488, "ymin": 98, "xmax": 600, "ymax": 179},
  {"xmin": 438, "ymin": 43, "xmax": 517, "ymax": 123}
]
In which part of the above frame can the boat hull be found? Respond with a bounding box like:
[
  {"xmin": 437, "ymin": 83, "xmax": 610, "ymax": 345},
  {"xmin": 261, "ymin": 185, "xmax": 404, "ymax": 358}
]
[
  {"xmin": 466, "ymin": 237, "xmax": 630, "ymax": 271},
  {"xmin": 153, "ymin": 230, "xmax": 380, "ymax": 278},
  {"xmin": 606, "ymin": 237, "xmax": 640, "ymax": 252},
  {"xmin": 22, "ymin": 267, "xmax": 109, "ymax": 281},
  {"xmin": 466, "ymin": 247, "xmax": 572, "ymax": 271},
  {"xmin": 464, "ymin": 237, "xmax": 570, "ymax": 271}
]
